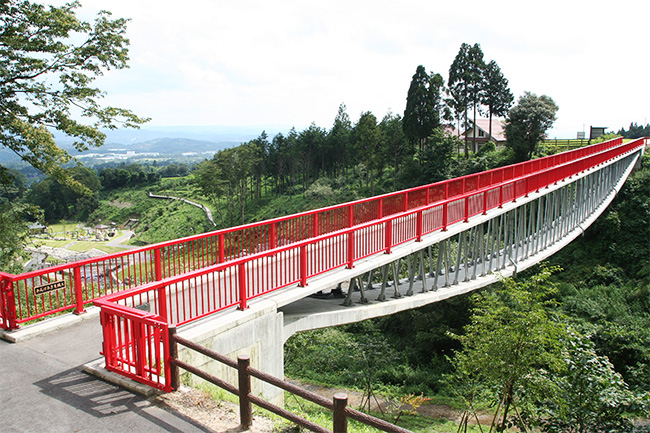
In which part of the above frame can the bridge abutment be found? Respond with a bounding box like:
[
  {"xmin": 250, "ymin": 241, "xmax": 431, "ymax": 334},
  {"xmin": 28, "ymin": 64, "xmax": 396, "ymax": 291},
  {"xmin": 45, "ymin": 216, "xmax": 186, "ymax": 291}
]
[{"xmin": 177, "ymin": 300, "xmax": 285, "ymax": 403}]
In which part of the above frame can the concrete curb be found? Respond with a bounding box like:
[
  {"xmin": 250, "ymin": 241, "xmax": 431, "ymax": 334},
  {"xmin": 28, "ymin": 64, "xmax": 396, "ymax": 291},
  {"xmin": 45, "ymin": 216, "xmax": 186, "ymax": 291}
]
[
  {"xmin": 0, "ymin": 306, "xmax": 101, "ymax": 343},
  {"xmin": 82, "ymin": 358, "xmax": 161, "ymax": 397}
]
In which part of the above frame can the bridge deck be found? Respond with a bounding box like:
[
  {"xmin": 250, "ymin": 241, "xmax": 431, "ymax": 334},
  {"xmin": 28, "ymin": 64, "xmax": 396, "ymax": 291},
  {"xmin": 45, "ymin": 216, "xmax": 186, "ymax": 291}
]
[{"xmin": 1, "ymin": 137, "xmax": 645, "ymax": 395}]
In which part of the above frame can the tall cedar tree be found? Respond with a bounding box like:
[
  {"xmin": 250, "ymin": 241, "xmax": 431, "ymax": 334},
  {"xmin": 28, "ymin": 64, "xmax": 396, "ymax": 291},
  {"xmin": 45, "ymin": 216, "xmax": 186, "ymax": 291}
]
[
  {"xmin": 481, "ymin": 60, "xmax": 514, "ymax": 139},
  {"xmin": 449, "ymin": 43, "xmax": 486, "ymax": 156},
  {"xmin": 403, "ymin": 65, "xmax": 443, "ymax": 153},
  {"xmin": 327, "ymin": 103, "xmax": 353, "ymax": 176},
  {"xmin": 466, "ymin": 44, "xmax": 486, "ymax": 153},
  {"xmin": 449, "ymin": 44, "xmax": 471, "ymax": 156}
]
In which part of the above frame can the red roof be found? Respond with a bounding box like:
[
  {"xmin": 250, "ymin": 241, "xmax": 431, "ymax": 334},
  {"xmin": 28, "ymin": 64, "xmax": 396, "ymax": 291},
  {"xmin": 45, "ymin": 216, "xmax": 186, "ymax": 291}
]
[{"xmin": 467, "ymin": 118, "xmax": 506, "ymax": 142}]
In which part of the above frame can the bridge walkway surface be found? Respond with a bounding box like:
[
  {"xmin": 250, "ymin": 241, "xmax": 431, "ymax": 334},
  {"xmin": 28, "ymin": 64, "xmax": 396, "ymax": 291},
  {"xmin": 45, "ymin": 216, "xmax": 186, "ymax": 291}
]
[{"xmin": 0, "ymin": 315, "xmax": 218, "ymax": 433}]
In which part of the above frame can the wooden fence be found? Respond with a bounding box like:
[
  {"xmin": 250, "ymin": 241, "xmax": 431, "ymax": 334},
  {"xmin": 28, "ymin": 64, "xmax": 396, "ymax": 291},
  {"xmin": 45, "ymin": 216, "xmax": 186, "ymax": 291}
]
[{"xmin": 168, "ymin": 327, "xmax": 414, "ymax": 433}]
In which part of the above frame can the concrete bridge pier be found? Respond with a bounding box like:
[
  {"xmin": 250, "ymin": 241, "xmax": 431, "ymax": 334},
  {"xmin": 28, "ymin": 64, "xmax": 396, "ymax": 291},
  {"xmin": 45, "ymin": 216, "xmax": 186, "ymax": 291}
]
[{"xmin": 177, "ymin": 300, "xmax": 286, "ymax": 403}]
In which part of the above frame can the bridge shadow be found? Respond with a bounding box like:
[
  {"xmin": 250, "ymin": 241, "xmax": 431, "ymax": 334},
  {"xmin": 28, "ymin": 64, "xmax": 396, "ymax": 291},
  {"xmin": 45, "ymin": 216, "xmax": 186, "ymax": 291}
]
[{"xmin": 33, "ymin": 368, "xmax": 213, "ymax": 432}]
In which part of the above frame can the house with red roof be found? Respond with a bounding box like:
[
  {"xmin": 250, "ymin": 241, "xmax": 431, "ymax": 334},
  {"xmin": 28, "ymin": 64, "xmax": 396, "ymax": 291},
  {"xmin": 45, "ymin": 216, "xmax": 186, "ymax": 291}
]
[{"xmin": 462, "ymin": 118, "xmax": 507, "ymax": 152}]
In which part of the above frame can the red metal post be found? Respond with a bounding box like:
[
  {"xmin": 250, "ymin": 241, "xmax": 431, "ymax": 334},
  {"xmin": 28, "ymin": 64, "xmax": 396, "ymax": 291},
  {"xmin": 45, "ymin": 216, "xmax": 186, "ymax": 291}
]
[
  {"xmin": 218, "ymin": 233, "xmax": 225, "ymax": 264},
  {"xmin": 377, "ymin": 197, "xmax": 383, "ymax": 219},
  {"xmin": 464, "ymin": 197, "xmax": 469, "ymax": 222},
  {"xmin": 347, "ymin": 232, "xmax": 355, "ymax": 269},
  {"xmin": 416, "ymin": 211, "xmax": 423, "ymax": 241},
  {"xmin": 442, "ymin": 203, "xmax": 448, "ymax": 231},
  {"xmin": 134, "ymin": 319, "xmax": 146, "ymax": 379},
  {"xmin": 483, "ymin": 191, "xmax": 488, "ymax": 215},
  {"xmin": 154, "ymin": 248, "xmax": 163, "ymax": 281},
  {"xmin": 159, "ymin": 321, "xmax": 172, "ymax": 392},
  {"xmin": 347, "ymin": 206, "xmax": 354, "ymax": 269},
  {"xmin": 269, "ymin": 222, "xmax": 276, "ymax": 250},
  {"xmin": 525, "ymin": 177, "xmax": 529, "ymax": 197},
  {"xmin": 0, "ymin": 277, "xmax": 18, "ymax": 330},
  {"xmin": 403, "ymin": 192, "xmax": 408, "ymax": 212},
  {"xmin": 312, "ymin": 214, "xmax": 319, "ymax": 238},
  {"xmin": 238, "ymin": 263, "xmax": 247, "ymax": 310},
  {"xmin": 385, "ymin": 221, "xmax": 393, "ymax": 254},
  {"xmin": 498, "ymin": 185, "xmax": 504, "ymax": 208},
  {"xmin": 157, "ymin": 285, "xmax": 168, "ymax": 322},
  {"xmin": 73, "ymin": 266, "xmax": 86, "ymax": 315},
  {"xmin": 99, "ymin": 311, "xmax": 114, "ymax": 368},
  {"xmin": 299, "ymin": 245, "xmax": 308, "ymax": 287},
  {"xmin": 0, "ymin": 278, "xmax": 6, "ymax": 330}
]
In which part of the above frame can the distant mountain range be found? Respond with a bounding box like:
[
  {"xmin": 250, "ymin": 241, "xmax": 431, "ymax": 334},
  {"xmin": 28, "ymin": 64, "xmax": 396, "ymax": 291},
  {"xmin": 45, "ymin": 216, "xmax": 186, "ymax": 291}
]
[{"xmin": 0, "ymin": 125, "xmax": 291, "ymax": 165}]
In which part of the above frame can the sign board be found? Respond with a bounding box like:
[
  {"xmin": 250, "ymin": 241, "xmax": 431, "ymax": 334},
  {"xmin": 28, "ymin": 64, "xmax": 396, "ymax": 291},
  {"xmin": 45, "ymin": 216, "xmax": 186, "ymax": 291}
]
[
  {"xmin": 590, "ymin": 126, "xmax": 607, "ymax": 140},
  {"xmin": 34, "ymin": 280, "xmax": 66, "ymax": 295}
]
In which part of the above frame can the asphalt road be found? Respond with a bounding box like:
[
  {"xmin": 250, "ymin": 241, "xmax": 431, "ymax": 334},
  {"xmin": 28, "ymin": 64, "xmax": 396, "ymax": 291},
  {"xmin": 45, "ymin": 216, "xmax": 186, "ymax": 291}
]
[{"xmin": 0, "ymin": 317, "xmax": 213, "ymax": 433}]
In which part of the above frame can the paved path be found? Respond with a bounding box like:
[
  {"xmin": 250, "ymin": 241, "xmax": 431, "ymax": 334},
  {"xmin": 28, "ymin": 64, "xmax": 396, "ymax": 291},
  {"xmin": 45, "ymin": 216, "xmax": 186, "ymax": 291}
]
[
  {"xmin": 0, "ymin": 317, "xmax": 213, "ymax": 433},
  {"xmin": 106, "ymin": 229, "xmax": 139, "ymax": 249}
]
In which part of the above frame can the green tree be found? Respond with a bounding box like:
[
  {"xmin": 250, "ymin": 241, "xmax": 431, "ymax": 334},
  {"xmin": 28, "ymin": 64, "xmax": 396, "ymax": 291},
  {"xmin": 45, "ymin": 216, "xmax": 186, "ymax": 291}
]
[
  {"xmin": 0, "ymin": 0, "xmax": 146, "ymax": 268},
  {"xmin": 352, "ymin": 111, "xmax": 382, "ymax": 194},
  {"xmin": 466, "ymin": 44, "xmax": 486, "ymax": 153},
  {"xmin": 403, "ymin": 65, "xmax": 444, "ymax": 153},
  {"xmin": 326, "ymin": 103, "xmax": 353, "ymax": 176},
  {"xmin": 379, "ymin": 111, "xmax": 410, "ymax": 189},
  {"xmin": 449, "ymin": 43, "xmax": 486, "ymax": 156},
  {"xmin": 505, "ymin": 92, "xmax": 559, "ymax": 162},
  {"xmin": 196, "ymin": 144, "xmax": 257, "ymax": 225},
  {"xmin": 481, "ymin": 60, "xmax": 513, "ymax": 138},
  {"xmin": 297, "ymin": 123, "xmax": 327, "ymax": 190},
  {"xmin": 27, "ymin": 166, "xmax": 100, "ymax": 222},
  {"xmin": 451, "ymin": 265, "xmax": 567, "ymax": 432},
  {"xmin": 526, "ymin": 331, "xmax": 639, "ymax": 433},
  {"xmin": 1, "ymin": 0, "xmax": 147, "ymax": 186},
  {"xmin": 448, "ymin": 43, "xmax": 471, "ymax": 154},
  {"xmin": 418, "ymin": 127, "xmax": 459, "ymax": 184}
]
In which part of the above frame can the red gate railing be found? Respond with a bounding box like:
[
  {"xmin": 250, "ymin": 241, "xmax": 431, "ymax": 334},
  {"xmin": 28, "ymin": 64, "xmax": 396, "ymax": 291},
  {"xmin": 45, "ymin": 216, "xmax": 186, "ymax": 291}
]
[
  {"xmin": 93, "ymin": 138, "xmax": 647, "ymax": 391},
  {"xmin": 0, "ymin": 136, "xmax": 635, "ymax": 330}
]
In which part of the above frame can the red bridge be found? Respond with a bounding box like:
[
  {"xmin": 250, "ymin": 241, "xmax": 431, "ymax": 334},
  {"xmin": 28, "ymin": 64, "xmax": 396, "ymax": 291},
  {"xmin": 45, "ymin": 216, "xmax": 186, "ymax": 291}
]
[{"xmin": 0, "ymin": 137, "xmax": 646, "ymax": 395}]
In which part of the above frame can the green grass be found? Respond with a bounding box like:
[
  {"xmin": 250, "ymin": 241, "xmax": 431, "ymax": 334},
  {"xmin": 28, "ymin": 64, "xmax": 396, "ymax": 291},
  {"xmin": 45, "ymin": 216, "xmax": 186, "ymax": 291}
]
[
  {"xmin": 188, "ymin": 380, "xmax": 496, "ymax": 433},
  {"xmin": 32, "ymin": 239, "xmax": 71, "ymax": 248}
]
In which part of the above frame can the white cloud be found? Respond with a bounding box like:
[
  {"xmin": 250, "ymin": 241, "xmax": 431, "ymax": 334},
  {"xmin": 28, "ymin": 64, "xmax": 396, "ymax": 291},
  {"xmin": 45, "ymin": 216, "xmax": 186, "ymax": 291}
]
[{"xmin": 74, "ymin": 0, "xmax": 650, "ymax": 135}]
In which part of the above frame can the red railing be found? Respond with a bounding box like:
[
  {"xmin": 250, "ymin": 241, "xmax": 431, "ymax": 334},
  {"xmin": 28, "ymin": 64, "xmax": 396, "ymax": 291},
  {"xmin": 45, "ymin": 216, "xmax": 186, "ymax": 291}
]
[
  {"xmin": 93, "ymin": 138, "xmax": 646, "ymax": 391},
  {"xmin": 0, "ymin": 136, "xmax": 634, "ymax": 330}
]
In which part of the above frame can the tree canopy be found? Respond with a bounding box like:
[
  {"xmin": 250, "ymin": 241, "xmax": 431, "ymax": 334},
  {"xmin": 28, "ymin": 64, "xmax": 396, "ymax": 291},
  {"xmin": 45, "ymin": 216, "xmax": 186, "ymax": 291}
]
[
  {"xmin": 0, "ymin": 0, "xmax": 148, "ymax": 188},
  {"xmin": 403, "ymin": 65, "xmax": 445, "ymax": 152},
  {"xmin": 0, "ymin": 0, "xmax": 146, "ymax": 270},
  {"xmin": 449, "ymin": 43, "xmax": 486, "ymax": 156},
  {"xmin": 481, "ymin": 60, "xmax": 513, "ymax": 138},
  {"xmin": 505, "ymin": 92, "xmax": 559, "ymax": 162}
]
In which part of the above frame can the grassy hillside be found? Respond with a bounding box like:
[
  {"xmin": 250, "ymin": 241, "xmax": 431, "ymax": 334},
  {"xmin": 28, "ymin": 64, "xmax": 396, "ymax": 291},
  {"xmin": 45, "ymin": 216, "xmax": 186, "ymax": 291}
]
[{"xmin": 91, "ymin": 175, "xmax": 214, "ymax": 245}]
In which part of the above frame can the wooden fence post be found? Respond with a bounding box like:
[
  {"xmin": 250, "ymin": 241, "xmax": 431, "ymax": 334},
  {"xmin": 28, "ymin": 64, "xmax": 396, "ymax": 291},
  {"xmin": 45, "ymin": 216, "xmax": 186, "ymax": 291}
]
[
  {"xmin": 168, "ymin": 326, "xmax": 180, "ymax": 391},
  {"xmin": 238, "ymin": 355, "xmax": 253, "ymax": 429},
  {"xmin": 333, "ymin": 393, "xmax": 348, "ymax": 433}
]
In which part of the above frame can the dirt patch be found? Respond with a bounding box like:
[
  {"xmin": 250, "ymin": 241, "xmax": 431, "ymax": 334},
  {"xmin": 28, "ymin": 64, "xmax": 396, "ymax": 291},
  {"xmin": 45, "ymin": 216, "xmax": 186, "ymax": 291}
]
[
  {"xmin": 156, "ymin": 382, "xmax": 493, "ymax": 432},
  {"xmin": 287, "ymin": 379, "xmax": 463, "ymax": 422},
  {"xmin": 108, "ymin": 200, "xmax": 134, "ymax": 209},
  {"xmin": 157, "ymin": 386, "xmax": 276, "ymax": 432}
]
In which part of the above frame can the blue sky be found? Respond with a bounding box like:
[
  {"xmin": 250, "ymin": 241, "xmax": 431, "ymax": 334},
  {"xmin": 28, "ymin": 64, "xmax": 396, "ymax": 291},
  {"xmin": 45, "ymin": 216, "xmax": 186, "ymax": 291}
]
[{"xmin": 71, "ymin": 0, "xmax": 650, "ymax": 138}]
